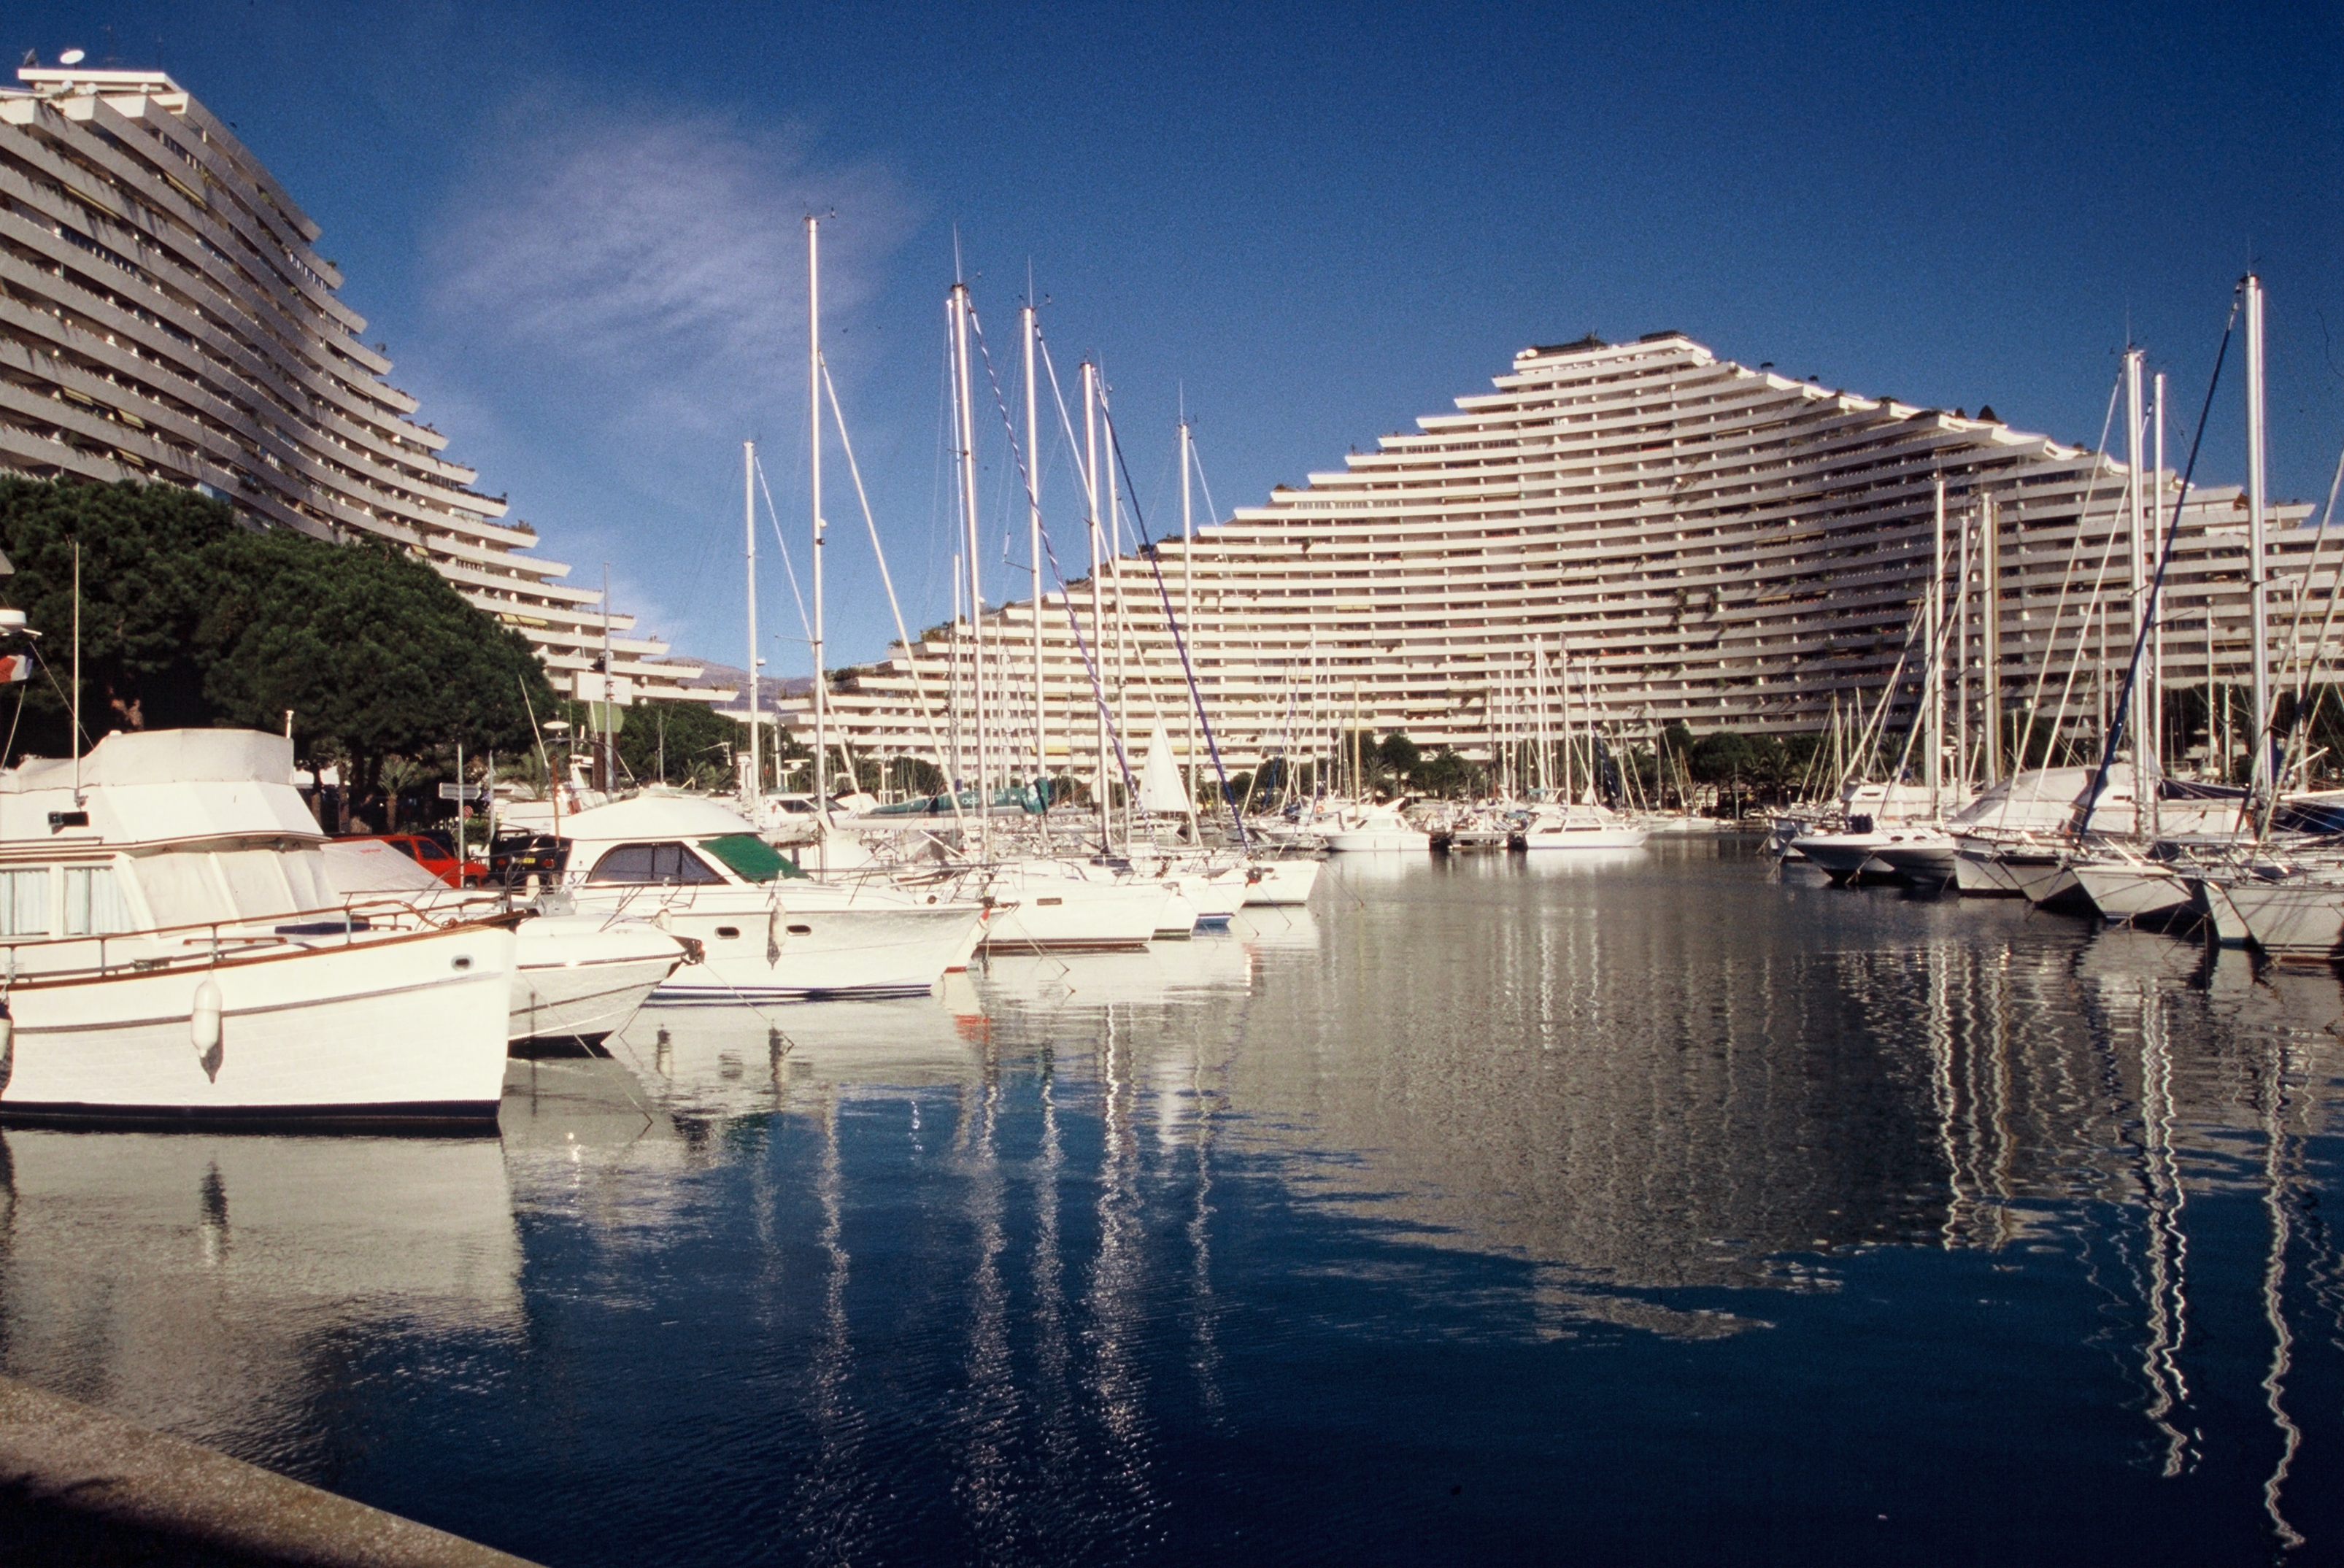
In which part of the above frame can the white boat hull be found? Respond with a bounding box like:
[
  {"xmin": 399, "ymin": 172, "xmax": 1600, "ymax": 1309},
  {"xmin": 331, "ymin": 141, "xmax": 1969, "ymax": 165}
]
[
  {"xmin": 1953, "ymin": 845, "xmax": 2030, "ymax": 897},
  {"xmin": 2224, "ymin": 881, "xmax": 2344, "ymax": 959},
  {"xmin": 1520, "ymin": 825, "xmax": 1650, "ymax": 850},
  {"xmin": 2069, "ymin": 864, "xmax": 2193, "ymax": 923},
  {"xmin": 1241, "ymin": 858, "xmax": 1322, "ymax": 905},
  {"xmin": 1168, "ymin": 865, "xmax": 1249, "ymax": 925},
  {"xmin": 1154, "ymin": 889, "xmax": 1201, "ymax": 939},
  {"xmin": 510, "ymin": 915, "xmax": 688, "ymax": 1049},
  {"xmin": 1324, "ymin": 828, "xmax": 1429, "ymax": 853},
  {"xmin": 2008, "ymin": 857, "xmax": 2082, "ymax": 908},
  {"xmin": 573, "ymin": 887, "xmax": 981, "ymax": 1003},
  {"xmin": 1789, "ymin": 833, "xmax": 1889, "ymax": 878},
  {"xmin": 1867, "ymin": 837, "xmax": 1957, "ymax": 881},
  {"xmin": 0, "ymin": 924, "xmax": 516, "ymax": 1128},
  {"xmin": 2193, "ymin": 878, "xmax": 2254, "ymax": 948},
  {"xmin": 980, "ymin": 876, "xmax": 1165, "ymax": 952}
]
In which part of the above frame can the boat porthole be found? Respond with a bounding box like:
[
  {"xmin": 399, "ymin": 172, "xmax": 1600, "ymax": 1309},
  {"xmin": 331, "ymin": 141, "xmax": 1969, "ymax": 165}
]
[
  {"xmin": 452, "ymin": 955, "xmax": 472, "ymax": 970},
  {"xmin": 715, "ymin": 927, "xmax": 741, "ymax": 939},
  {"xmin": 926, "ymin": 895, "xmax": 937, "ymax": 904},
  {"xmin": 787, "ymin": 924, "xmax": 812, "ymax": 935}
]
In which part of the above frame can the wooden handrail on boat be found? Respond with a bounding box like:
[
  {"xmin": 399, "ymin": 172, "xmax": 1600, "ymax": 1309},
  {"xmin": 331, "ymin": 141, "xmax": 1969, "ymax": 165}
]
[{"xmin": 0, "ymin": 895, "xmax": 524, "ymax": 989}]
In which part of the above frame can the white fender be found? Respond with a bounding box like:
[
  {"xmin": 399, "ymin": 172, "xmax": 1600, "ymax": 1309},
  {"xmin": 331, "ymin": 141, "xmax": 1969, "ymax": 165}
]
[{"xmin": 192, "ymin": 977, "xmax": 226, "ymax": 1080}]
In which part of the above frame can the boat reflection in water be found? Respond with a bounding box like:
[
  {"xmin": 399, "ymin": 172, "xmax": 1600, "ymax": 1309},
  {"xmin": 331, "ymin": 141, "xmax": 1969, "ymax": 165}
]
[
  {"xmin": 5, "ymin": 851, "xmax": 2344, "ymax": 1562},
  {"xmin": 0, "ymin": 1127, "xmax": 520, "ymax": 1473}
]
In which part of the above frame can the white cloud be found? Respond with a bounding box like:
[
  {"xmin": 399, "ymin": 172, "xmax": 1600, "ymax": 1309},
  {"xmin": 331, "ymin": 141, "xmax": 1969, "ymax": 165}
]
[{"xmin": 428, "ymin": 95, "xmax": 915, "ymax": 441}]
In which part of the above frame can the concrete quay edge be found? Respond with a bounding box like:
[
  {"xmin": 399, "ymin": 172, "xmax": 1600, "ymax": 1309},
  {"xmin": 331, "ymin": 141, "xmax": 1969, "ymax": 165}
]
[{"xmin": 0, "ymin": 1372, "xmax": 542, "ymax": 1567}]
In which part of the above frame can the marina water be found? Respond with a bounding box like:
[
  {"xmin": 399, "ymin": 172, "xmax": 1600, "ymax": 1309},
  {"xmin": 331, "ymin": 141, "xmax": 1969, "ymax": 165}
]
[{"xmin": 5, "ymin": 840, "xmax": 2342, "ymax": 1564}]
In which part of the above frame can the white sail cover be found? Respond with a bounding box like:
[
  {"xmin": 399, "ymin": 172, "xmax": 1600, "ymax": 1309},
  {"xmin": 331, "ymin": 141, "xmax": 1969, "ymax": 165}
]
[{"xmin": 1138, "ymin": 724, "xmax": 1188, "ymax": 815}]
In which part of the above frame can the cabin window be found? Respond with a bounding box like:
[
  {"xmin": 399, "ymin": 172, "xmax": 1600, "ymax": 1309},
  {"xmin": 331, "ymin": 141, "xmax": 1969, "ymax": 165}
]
[
  {"xmin": 0, "ymin": 868, "xmax": 50, "ymax": 937},
  {"xmin": 63, "ymin": 866, "xmax": 131, "ymax": 936},
  {"xmin": 215, "ymin": 849, "xmax": 301, "ymax": 920},
  {"xmin": 585, "ymin": 842, "xmax": 725, "ymax": 886},
  {"xmin": 131, "ymin": 853, "xmax": 219, "ymax": 930}
]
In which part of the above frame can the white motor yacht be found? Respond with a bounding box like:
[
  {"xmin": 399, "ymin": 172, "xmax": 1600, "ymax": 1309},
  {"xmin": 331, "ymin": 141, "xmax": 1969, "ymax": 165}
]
[
  {"xmin": 1789, "ymin": 781, "xmax": 1942, "ymax": 881},
  {"xmin": 555, "ymin": 795, "xmax": 983, "ymax": 1002},
  {"xmin": 320, "ymin": 839, "xmax": 690, "ymax": 1053},
  {"xmin": 1515, "ymin": 802, "xmax": 1650, "ymax": 851},
  {"xmin": 1322, "ymin": 804, "xmax": 1430, "ymax": 854},
  {"xmin": 0, "ymin": 730, "xmax": 514, "ymax": 1129},
  {"xmin": 1863, "ymin": 829, "xmax": 1959, "ymax": 885},
  {"xmin": 1951, "ymin": 768, "xmax": 2255, "ymax": 905}
]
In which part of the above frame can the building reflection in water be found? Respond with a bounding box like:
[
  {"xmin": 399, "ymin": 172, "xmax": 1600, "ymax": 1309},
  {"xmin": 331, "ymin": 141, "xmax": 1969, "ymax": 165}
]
[{"xmin": 4, "ymin": 844, "xmax": 2343, "ymax": 1559}]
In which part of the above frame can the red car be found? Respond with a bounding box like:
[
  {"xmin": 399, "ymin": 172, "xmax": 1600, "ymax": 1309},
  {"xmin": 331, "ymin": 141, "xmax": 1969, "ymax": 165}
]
[{"xmin": 361, "ymin": 834, "xmax": 490, "ymax": 888}]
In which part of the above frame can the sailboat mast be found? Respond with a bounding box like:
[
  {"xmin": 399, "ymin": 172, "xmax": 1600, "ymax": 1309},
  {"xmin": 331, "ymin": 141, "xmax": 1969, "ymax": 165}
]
[
  {"xmin": 1981, "ymin": 494, "xmax": 2000, "ymax": 782},
  {"xmin": 1533, "ymin": 640, "xmax": 1549, "ymax": 794},
  {"xmin": 1084, "ymin": 360, "xmax": 1108, "ymax": 841},
  {"xmin": 1559, "ymin": 645, "xmax": 1575, "ymax": 802},
  {"xmin": 808, "ymin": 217, "xmax": 828, "ymax": 808},
  {"xmin": 2245, "ymin": 273, "xmax": 2271, "ymax": 800},
  {"xmin": 1024, "ymin": 303, "xmax": 1046, "ymax": 795},
  {"xmin": 743, "ymin": 439, "xmax": 761, "ymax": 808},
  {"xmin": 1928, "ymin": 476, "xmax": 1944, "ymax": 816},
  {"xmin": 2152, "ymin": 372, "xmax": 2167, "ymax": 785},
  {"xmin": 952, "ymin": 282, "xmax": 986, "ymax": 843},
  {"xmin": 1104, "ymin": 402, "xmax": 1128, "ymax": 789},
  {"xmin": 2125, "ymin": 347, "xmax": 2148, "ymax": 824},
  {"xmin": 1954, "ymin": 504, "xmax": 1970, "ymax": 795},
  {"xmin": 1181, "ymin": 410, "xmax": 1197, "ymax": 807},
  {"xmin": 949, "ymin": 549, "xmax": 963, "ymax": 787}
]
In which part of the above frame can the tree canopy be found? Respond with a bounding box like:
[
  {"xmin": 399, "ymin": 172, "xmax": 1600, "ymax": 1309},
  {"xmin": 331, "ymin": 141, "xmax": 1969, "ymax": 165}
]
[
  {"xmin": 588, "ymin": 698, "xmax": 744, "ymax": 790},
  {"xmin": 0, "ymin": 479, "xmax": 558, "ymax": 804}
]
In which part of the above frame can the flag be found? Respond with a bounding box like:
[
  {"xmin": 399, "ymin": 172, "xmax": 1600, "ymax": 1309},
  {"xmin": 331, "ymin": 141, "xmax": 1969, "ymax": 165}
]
[{"xmin": 0, "ymin": 653, "xmax": 33, "ymax": 684}]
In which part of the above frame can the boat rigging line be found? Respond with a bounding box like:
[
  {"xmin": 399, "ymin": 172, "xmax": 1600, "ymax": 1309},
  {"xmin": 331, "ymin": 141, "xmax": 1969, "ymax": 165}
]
[{"xmin": 2077, "ymin": 289, "xmax": 2240, "ymax": 834}]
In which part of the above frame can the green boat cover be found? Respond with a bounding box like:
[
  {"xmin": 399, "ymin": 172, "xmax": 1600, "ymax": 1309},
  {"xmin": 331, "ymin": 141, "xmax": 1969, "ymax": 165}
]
[{"xmin": 698, "ymin": 833, "xmax": 808, "ymax": 881}]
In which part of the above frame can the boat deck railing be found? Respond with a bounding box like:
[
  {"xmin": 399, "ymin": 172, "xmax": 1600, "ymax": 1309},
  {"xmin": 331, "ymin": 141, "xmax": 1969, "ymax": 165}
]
[{"xmin": 0, "ymin": 893, "xmax": 514, "ymax": 987}]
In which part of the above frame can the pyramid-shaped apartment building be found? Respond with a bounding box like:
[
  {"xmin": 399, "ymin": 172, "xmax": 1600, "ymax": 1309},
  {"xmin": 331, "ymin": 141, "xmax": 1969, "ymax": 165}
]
[{"xmin": 803, "ymin": 328, "xmax": 2319, "ymax": 784}]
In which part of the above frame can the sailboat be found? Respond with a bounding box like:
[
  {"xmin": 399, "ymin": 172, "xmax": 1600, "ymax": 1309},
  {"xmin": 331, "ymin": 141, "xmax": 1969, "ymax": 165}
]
[{"xmin": 1510, "ymin": 641, "xmax": 1647, "ymax": 850}]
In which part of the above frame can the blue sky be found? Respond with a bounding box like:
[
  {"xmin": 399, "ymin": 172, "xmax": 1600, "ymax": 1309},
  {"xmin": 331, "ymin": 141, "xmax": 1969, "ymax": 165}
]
[{"xmin": 13, "ymin": 1, "xmax": 2341, "ymax": 672}]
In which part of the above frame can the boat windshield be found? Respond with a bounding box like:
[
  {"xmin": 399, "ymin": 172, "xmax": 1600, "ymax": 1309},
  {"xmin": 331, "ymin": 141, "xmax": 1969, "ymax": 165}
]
[{"xmin": 585, "ymin": 842, "xmax": 727, "ymax": 886}]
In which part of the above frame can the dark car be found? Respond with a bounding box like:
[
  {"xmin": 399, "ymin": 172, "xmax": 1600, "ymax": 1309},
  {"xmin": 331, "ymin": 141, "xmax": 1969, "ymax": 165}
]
[
  {"xmin": 489, "ymin": 833, "xmax": 569, "ymax": 887},
  {"xmin": 360, "ymin": 833, "xmax": 489, "ymax": 888}
]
